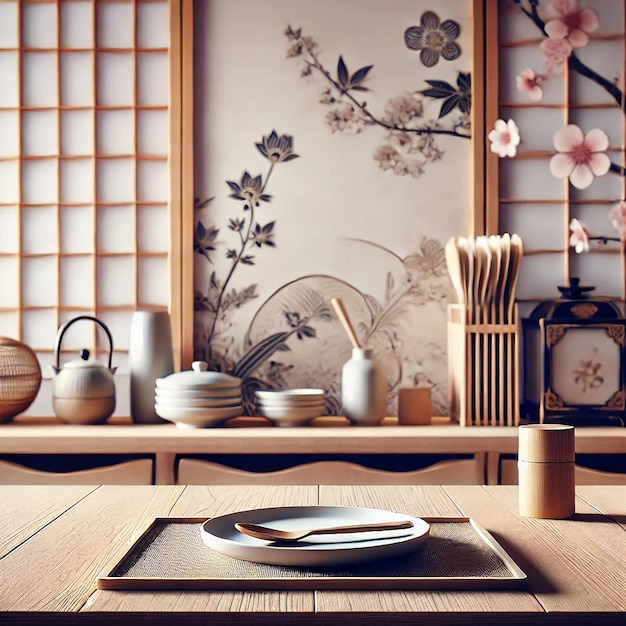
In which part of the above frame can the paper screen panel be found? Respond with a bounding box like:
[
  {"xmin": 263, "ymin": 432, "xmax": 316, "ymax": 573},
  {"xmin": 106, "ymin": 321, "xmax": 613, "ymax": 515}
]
[
  {"xmin": 0, "ymin": 0, "xmax": 179, "ymax": 380},
  {"xmin": 491, "ymin": 1, "xmax": 626, "ymax": 308}
]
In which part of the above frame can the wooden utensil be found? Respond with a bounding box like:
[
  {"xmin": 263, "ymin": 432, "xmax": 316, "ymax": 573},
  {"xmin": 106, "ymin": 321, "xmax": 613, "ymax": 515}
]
[
  {"xmin": 457, "ymin": 237, "xmax": 475, "ymax": 424},
  {"xmin": 473, "ymin": 237, "xmax": 488, "ymax": 425},
  {"xmin": 234, "ymin": 519, "xmax": 414, "ymax": 542},
  {"xmin": 498, "ymin": 234, "xmax": 511, "ymax": 426},
  {"xmin": 330, "ymin": 298, "xmax": 361, "ymax": 349},
  {"xmin": 488, "ymin": 235, "xmax": 502, "ymax": 426},
  {"xmin": 444, "ymin": 237, "xmax": 465, "ymax": 306},
  {"xmin": 476, "ymin": 236, "xmax": 493, "ymax": 425},
  {"xmin": 506, "ymin": 234, "xmax": 524, "ymax": 426}
]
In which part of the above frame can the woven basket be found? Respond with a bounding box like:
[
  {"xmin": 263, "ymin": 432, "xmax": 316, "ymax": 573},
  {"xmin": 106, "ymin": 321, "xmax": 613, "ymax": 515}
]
[{"xmin": 0, "ymin": 337, "xmax": 42, "ymax": 422}]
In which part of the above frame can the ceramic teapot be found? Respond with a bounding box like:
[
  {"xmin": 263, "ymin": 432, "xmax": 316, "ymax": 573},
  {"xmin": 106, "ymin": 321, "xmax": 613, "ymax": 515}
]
[{"xmin": 51, "ymin": 316, "xmax": 117, "ymax": 424}]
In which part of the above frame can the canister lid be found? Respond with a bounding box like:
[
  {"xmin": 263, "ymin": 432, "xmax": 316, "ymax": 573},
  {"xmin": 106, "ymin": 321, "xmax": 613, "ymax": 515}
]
[{"xmin": 518, "ymin": 424, "xmax": 575, "ymax": 462}]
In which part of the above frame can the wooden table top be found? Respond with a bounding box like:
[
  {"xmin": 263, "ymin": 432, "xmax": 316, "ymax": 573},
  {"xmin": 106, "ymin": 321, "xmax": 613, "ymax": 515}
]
[
  {"xmin": 3, "ymin": 415, "xmax": 626, "ymax": 455},
  {"xmin": 0, "ymin": 484, "xmax": 624, "ymax": 624}
]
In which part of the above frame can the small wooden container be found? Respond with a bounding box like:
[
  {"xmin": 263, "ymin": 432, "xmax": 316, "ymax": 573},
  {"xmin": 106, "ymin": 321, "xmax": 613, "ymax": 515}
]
[
  {"xmin": 398, "ymin": 388, "xmax": 432, "ymax": 425},
  {"xmin": 518, "ymin": 424, "xmax": 575, "ymax": 519}
]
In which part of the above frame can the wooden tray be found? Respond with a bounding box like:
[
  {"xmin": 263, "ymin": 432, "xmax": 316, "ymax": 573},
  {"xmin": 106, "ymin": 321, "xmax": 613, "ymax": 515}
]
[{"xmin": 98, "ymin": 516, "xmax": 527, "ymax": 590}]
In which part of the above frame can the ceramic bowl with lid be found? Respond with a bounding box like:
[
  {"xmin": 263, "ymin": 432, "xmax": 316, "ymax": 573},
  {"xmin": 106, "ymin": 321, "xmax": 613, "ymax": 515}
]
[{"xmin": 154, "ymin": 361, "xmax": 243, "ymax": 427}]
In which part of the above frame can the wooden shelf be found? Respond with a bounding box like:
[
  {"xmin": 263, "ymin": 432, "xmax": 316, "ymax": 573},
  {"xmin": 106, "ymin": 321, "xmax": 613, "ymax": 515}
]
[{"xmin": 1, "ymin": 415, "xmax": 625, "ymax": 485}]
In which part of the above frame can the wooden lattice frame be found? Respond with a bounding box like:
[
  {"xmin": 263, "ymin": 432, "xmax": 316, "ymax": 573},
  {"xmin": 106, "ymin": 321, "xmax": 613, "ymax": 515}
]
[
  {"xmin": 0, "ymin": 0, "xmax": 183, "ymax": 370},
  {"xmin": 485, "ymin": 1, "xmax": 626, "ymax": 312}
]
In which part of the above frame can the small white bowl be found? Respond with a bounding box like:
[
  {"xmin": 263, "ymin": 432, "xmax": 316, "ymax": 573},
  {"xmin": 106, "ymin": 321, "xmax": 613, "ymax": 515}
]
[
  {"xmin": 154, "ymin": 404, "xmax": 243, "ymax": 428},
  {"xmin": 257, "ymin": 396, "xmax": 325, "ymax": 406},
  {"xmin": 258, "ymin": 403, "xmax": 325, "ymax": 426}
]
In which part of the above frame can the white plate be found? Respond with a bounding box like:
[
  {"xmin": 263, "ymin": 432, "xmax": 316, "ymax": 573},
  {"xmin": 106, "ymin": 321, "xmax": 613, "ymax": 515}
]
[
  {"xmin": 200, "ymin": 505, "xmax": 429, "ymax": 566},
  {"xmin": 154, "ymin": 404, "xmax": 242, "ymax": 427},
  {"xmin": 155, "ymin": 396, "xmax": 242, "ymax": 408},
  {"xmin": 155, "ymin": 387, "xmax": 242, "ymax": 400}
]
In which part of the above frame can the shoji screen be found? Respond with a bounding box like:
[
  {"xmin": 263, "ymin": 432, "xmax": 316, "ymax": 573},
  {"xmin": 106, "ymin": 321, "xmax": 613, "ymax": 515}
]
[
  {"xmin": 0, "ymin": 0, "xmax": 181, "ymax": 376},
  {"xmin": 488, "ymin": 1, "xmax": 626, "ymax": 317}
]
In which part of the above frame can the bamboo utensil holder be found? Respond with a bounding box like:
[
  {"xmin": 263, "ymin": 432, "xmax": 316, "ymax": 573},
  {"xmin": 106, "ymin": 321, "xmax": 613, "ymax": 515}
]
[
  {"xmin": 447, "ymin": 304, "xmax": 520, "ymax": 427},
  {"xmin": 518, "ymin": 424, "xmax": 575, "ymax": 519}
]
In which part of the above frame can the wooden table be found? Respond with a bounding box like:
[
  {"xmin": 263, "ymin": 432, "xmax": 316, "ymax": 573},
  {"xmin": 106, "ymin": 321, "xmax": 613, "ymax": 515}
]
[
  {"xmin": 0, "ymin": 484, "xmax": 624, "ymax": 624},
  {"xmin": 3, "ymin": 416, "xmax": 626, "ymax": 484}
]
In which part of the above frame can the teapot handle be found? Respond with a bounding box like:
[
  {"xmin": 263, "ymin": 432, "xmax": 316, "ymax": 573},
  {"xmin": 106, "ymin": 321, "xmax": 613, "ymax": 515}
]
[{"xmin": 53, "ymin": 315, "xmax": 114, "ymax": 370}]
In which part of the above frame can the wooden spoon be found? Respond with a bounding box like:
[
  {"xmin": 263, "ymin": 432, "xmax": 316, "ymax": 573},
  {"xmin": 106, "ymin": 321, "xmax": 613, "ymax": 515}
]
[
  {"xmin": 497, "ymin": 234, "xmax": 511, "ymax": 426},
  {"xmin": 444, "ymin": 237, "xmax": 465, "ymax": 306},
  {"xmin": 457, "ymin": 237, "xmax": 474, "ymax": 324},
  {"xmin": 506, "ymin": 234, "xmax": 524, "ymax": 324},
  {"xmin": 235, "ymin": 520, "xmax": 414, "ymax": 542},
  {"xmin": 475, "ymin": 236, "xmax": 492, "ymax": 426},
  {"xmin": 505, "ymin": 234, "xmax": 524, "ymax": 427},
  {"xmin": 487, "ymin": 235, "xmax": 503, "ymax": 426},
  {"xmin": 330, "ymin": 298, "xmax": 361, "ymax": 349}
]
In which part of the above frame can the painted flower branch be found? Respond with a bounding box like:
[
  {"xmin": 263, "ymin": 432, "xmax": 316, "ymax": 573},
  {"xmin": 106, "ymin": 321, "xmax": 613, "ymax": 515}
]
[
  {"xmin": 285, "ymin": 17, "xmax": 471, "ymax": 179},
  {"xmin": 569, "ymin": 210, "xmax": 625, "ymax": 254},
  {"xmin": 194, "ymin": 130, "xmax": 298, "ymax": 363},
  {"xmin": 516, "ymin": 0, "xmax": 623, "ymax": 109},
  {"xmin": 490, "ymin": 1, "xmax": 626, "ymax": 254}
]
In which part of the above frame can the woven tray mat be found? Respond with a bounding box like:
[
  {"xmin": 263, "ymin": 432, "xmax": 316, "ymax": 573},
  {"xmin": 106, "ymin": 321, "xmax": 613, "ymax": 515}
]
[{"xmin": 99, "ymin": 518, "xmax": 526, "ymax": 590}]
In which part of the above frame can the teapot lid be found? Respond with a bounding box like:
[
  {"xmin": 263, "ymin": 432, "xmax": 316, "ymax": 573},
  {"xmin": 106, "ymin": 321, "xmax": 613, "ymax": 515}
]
[
  {"xmin": 63, "ymin": 349, "xmax": 109, "ymax": 369},
  {"xmin": 156, "ymin": 361, "xmax": 241, "ymax": 390}
]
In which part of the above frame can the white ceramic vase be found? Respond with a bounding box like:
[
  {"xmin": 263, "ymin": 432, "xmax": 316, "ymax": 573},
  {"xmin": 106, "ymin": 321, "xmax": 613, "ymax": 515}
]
[
  {"xmin": 129, "ymin": 308, "xmax": 174, "ymax": 423},
  {"xmin": 341, "ymin": 348, "xmax": 387, "ymax": 425}
]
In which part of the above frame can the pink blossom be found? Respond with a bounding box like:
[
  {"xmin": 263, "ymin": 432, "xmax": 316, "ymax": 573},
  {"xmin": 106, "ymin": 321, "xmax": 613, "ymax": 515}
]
[
  {"xmin": 488, "ymin": 119, "xmax": 520, "ymax": 158},
  {"xmin": 515, "ymin": 68, "xmax": 544, "ymax": 102},
  {"xmin": 549, "ymin": 124, "xmax": 610, "ymax": 189},
  {"xmin": 609, "ymin": 200, "xmax": 626, "ymax": 239},
  {"xmin": 540, "ymin": 38, "xmax": 572, "ymax": 74},
  {"xmin": 569, "ymin": 218, "xmax": 591, "ymax": 253},
  {"xmin": 544, "ymin": 0, "xmax": 599, "ymax": 48}
]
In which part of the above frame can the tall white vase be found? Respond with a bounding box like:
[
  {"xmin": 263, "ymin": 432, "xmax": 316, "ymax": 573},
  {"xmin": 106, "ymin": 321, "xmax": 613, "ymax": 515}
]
[{"xmin": 129, "ymin": 308, "xmax": 174, "ymax": 423}]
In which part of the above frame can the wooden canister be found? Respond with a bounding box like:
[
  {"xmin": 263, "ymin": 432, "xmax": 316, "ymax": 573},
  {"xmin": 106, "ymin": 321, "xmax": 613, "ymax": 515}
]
[
  {"xmin": 398, "ymin": 388, "xmax": 432, "ymax": 425},
  {"xmin": 518, "ymin": 424, "xmax": 575, "ymax": 519}
]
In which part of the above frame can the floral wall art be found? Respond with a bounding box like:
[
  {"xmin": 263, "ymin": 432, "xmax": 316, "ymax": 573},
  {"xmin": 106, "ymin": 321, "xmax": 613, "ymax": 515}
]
[
  {"xmin": 193, "ymin": 0, "xmax": 477, "ymax": 415},
  {"xmin": 493, "ymin": 0, "xmax": 626, "ymax": 313}
]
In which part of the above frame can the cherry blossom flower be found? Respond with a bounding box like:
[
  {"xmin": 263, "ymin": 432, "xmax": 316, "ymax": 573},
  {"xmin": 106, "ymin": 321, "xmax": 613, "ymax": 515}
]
[
  {"xmin": 324, "ymin": 103, "xmax": 366, "ymax": 134},
  {"xmin": 549, "ymin": 124, "xmax": 610, "ymax": 189},
  {"xmin": 569, "ymin": 218, "xmax": 591, "ymax": 253},
  {"xmin": 488, "ymin": 119, "xmax": 520, "ymax": 158},
  {"xmin": 540, "ymin": 38, "xmax": 572, "ymax": 74},
  {"xmin": 515, "ymin": 68, "xmax": 544, "ymax": 102},
  {"xmin": 544, "ymin": 0, "xmax": 599, "ymax": 49},
  {"xmin": 382, "ymin": 95, "xmax": 424, "ymax": 127},
  {"xmin": 609, "ymin": 200, "xmax": 626, "ymax": 239},
  {"xmin": 404, "ymin": 11, "xmax": 461, "ymax": 68}
]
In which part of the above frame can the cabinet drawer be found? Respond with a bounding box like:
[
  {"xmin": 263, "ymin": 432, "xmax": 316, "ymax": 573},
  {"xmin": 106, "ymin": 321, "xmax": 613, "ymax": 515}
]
[
  {"xmin": 0, "ymin": 458, "xmax": 153, "ymax": 485},
  {"xmin": 176, "ymin": 457, "xmax": 484, "ymax": 485}
]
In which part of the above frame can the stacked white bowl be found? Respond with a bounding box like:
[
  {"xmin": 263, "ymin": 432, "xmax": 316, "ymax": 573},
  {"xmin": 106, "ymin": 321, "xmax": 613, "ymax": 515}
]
[
  {"xmin": 155, "ymin": 361, "xmax": 242, "ymax": 428},
  {"xmin": 255, "ymin": 388, "xmax": 326, "ymax": 427}
]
